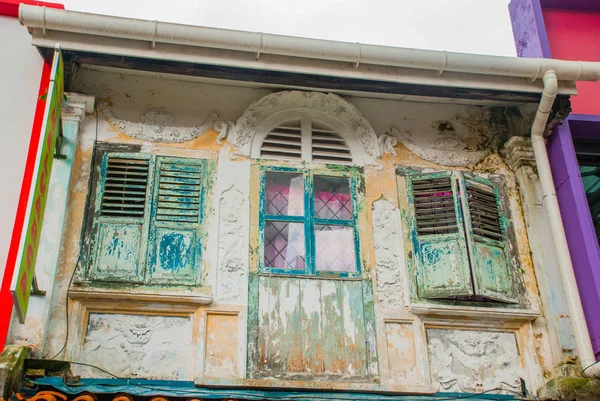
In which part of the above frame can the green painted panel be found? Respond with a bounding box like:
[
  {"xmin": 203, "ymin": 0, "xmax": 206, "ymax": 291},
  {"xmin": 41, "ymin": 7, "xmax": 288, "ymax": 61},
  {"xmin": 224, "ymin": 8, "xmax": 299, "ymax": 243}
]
[
  {"xmin": 461, "ymin": 176, "xmax": 516, "ymax": 303},
  {"xmin": 90, "ymin": 222, "xmax": 144, "ymax": 282},
  {"xmin": 471, "ymin": 240, "xmax": 516, "ymax": 303},
  {"xmin": 415, "ymin": 237, "xmax": 473, "ymax": 298},
  {"xmin": 150, "ymin": 227, "xmax": 197, "ymax": 283},
  {"xmin": 257, "ymin": 276, "xmax": 371, "ymax": 380}
]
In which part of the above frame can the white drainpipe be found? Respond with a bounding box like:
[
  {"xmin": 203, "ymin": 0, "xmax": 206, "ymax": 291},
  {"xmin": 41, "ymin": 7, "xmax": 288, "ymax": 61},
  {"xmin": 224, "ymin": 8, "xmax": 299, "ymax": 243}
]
[{"xmin": 531, "ymin": 70, "xmax": 600, "ymax": 378}]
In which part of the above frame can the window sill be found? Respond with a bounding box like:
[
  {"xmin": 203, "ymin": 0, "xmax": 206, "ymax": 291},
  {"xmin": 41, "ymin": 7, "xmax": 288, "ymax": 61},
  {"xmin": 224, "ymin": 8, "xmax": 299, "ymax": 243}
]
[
  {"xmin": 409, "ymin": 302, "xmax": 540, "ymax": 322},
  {"xmin": 193, "ymin": 377, "xmax": 435, "ymax": 395},
  {"xmin": 69, "ymin": 287, "xmax": 213, "ymax": 305}
]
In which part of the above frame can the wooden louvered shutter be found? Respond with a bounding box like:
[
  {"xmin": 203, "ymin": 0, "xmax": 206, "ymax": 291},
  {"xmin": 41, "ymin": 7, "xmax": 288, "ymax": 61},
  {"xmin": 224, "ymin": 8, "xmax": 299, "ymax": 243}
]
[
  {"xmin": 89, "ymin": 154, "xmax": 153, "ymax": 282},
  {"xmin": 147, "ymin": 156, "xmax": 204, "ymax": 285},
  {"xmin": 460, "ymin": 176, "xmax": 516, "ymax": 303},
  {"xmin": 408, "ymin": 172, "xmax": 473, "ymax": 299}
]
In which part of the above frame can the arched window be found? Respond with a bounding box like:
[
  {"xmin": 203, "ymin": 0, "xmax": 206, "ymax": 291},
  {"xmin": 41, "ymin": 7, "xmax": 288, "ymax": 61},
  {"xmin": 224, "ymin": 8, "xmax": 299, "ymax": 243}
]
[{"xmin": 259, "ymin": 117, "xmax": 353, "ymax": 165}]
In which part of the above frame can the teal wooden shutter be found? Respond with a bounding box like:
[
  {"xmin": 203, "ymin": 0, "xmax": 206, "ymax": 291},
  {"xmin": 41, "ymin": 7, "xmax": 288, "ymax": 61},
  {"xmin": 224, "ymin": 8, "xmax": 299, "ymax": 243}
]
[
  {"xmin": 147, "ymin": 156, "xmax": 204, "ymax": 285},
  {"xmin": 89, "ymin": 154, "xmax": 153, "ymax": 282},
  {"xmin": 460, "ymin": 175, "xmax": 517, "ymax": 303},
  {"xmin": 407, "ymin": 172, "xmax": 473, "ymax": 299}
]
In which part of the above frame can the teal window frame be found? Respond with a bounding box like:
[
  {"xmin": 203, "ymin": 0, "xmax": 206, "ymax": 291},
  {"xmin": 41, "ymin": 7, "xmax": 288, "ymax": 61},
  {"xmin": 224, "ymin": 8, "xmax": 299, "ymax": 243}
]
[
  {"xmin": 81, "ymin": 145, "xmax": 212, "ymax": 286},
  {"xmin": 258, "ymin": 165, "xmax": 362, "ymax": 279}
]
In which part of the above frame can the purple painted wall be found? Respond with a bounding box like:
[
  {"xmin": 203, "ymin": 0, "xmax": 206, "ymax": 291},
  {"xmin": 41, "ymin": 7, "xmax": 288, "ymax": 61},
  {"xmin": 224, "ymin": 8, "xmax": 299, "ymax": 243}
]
[
  {"xmin": 547, "ymin": 119, "xmax": 600, "ymax": 358},
  {"xmin": 508, "ymin": 0, "xmax": 552, "ymax": 58}
]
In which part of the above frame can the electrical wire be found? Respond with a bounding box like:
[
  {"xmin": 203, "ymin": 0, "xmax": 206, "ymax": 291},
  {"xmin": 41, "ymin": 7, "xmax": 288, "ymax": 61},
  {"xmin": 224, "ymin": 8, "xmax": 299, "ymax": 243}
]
[
  {"xmin": 49, "ymin": 103, "xmax": 99, "ymax": 360},
  {"xmin": 581, "ymin": 360, "xmax": 599, "ymax": 377}
]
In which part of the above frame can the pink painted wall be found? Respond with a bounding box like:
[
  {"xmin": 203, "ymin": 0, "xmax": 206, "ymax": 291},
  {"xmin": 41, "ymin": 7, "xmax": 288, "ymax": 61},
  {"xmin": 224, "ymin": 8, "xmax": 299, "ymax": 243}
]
[{"xmin": 543, "ymin": 9, "xmax": 600, "ymax": 115}]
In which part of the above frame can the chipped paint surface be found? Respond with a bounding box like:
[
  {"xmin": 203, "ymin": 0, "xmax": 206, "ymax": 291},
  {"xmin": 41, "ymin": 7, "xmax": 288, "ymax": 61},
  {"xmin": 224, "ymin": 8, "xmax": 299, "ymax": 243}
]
[
  {"xmin": 257, "ymin": 276, "xmax": 372, "ymax": 380},
  {"xmin": 9, "ymin": 66, "xmax": 565, "ymax": 395},
  {"xmin": 385, "ymin": 322, "xmax": 418, "ymax": 381},
  {"xmin": 205, "ymin": 313, "xmax": 239, "ymax": 378}
]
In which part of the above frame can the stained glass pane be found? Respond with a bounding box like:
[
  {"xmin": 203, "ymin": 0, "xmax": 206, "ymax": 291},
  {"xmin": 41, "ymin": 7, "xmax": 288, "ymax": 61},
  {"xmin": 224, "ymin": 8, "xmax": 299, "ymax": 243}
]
[
  {"xmin": 314, "ymin": 176, "xmax": 352, "ymax": 220},
  {"xmin": 264, "ymin": 221, "xmax": 306, "ymax": 270},
  {"xmin": 264, "ymin": 173, "xmax": 304, "ymax": 216},
  {"xmin": 315, "ymin": 225, "xmax": 356, "ymax": 272}
]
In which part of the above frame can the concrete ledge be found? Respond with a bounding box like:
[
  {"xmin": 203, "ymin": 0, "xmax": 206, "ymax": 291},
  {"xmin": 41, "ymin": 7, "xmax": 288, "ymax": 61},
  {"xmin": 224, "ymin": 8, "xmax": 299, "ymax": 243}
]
[{"xmin": 0, "ymin": 345, "xmax": 30, "ymax": 400}]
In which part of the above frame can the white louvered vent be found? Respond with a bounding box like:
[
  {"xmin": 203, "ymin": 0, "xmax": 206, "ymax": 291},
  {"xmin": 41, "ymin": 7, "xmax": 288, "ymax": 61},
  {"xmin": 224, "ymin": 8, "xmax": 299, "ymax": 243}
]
[
  {"xmin": 311, "ymin": 122, "xmax": 352, "ymax": 165},
  {"xmin": 260, "ymin": 119, "xmax": 302, "ymax": 161},
  {"xmin": 100, "ymin": 158, "xmax": 149, "ymax": 217},
  {"xmin": 156, "ymin": 162, "xmax": 202, "ymax": 223},
  {"xmin": 413, "ymin": 178, "xmax": 458, "ymax": 236},
  {"xmin": 466, "ymin": 183, "xmax": 503, "ymax": 241},
  {"xmin": 259, "ymin": 119, "xmax": 353, "ymax": 164}
]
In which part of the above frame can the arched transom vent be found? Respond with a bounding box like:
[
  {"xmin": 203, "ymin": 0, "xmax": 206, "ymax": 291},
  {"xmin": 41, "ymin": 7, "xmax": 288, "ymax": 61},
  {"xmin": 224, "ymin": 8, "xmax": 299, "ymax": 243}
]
[{"xmin": 260, "ymin": 118, "xmax": 353, "ymax": 164}]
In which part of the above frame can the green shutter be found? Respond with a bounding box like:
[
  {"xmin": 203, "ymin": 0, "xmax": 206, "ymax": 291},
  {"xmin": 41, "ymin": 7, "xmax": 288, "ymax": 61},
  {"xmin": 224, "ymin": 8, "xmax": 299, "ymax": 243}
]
[
  {"xmin": 88, "ymin": 154, "xmax": 153, "ymax": 282},
  {"xmin": 147, "ymin": 156, "xmax": 204, "ymax": 285},
  {"xmin": 460, "ymin": 175, "xmax": 517, "ymax": 303},
  {"xmin": 407, "ymin": 172, "xmax": 473, "ymax": 299}
]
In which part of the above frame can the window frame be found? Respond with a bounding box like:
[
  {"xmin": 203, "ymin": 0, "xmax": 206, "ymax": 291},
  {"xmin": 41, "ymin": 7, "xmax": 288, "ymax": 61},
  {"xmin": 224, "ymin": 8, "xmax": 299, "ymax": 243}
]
[
  {"xmin": 78, "ymin": 144, "xmax": 213, "ymax": 286},
  {"xmin": 402, "ymin": 169, "xmax": 521, "ymax": 305},
  {"xmin": 258, "ymin": 164, "xmax": 363, "ymax": 279}
]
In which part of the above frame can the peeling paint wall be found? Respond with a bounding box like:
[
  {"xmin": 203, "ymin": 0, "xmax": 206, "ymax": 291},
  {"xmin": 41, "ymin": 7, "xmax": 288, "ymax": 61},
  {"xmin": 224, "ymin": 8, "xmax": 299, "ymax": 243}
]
[{"xmin": 8, "ymin": 66, "xmax": 570, "ymax": 396}]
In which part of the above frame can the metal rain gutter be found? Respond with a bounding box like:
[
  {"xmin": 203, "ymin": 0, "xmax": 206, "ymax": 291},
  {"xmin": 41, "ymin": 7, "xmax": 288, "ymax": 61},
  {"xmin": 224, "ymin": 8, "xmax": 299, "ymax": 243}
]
[{"xmin": 18, "ymin": 4, "xmax": 600, "ymax": 84}]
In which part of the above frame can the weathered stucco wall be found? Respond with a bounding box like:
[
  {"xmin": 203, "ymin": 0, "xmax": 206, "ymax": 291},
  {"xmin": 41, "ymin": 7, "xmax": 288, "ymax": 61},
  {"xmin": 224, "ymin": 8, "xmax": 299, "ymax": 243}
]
[{"xmin": 8, "ymin": 67, "xmax": 569, "ymax": 396}]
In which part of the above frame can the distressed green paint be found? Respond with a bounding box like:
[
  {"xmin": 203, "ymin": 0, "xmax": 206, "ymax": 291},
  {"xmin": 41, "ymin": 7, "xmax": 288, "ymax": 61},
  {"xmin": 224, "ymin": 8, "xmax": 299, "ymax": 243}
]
[
  {"xmin": 256, "ymin": 276, "xmax": 374, "ymax": 381},
  {"xmin": 460, "ymin": 175, "xmax": 517, "ymax": 303},
  {"xmin": 246, "ymin": 272, "xmax": 261, "ymax": 379},
  {"xmin": 406, "ymin": 171, "xmax": 473, "ymax": 299},
  {"xmin": 86, "ymin": 152, "xmax": 213, "ymax": 286},
  {"xmin": 89, "ymin": 152, "xmax": 153, "ymax": 283},
  {"xmin": 402, "ymin": 170, "xmax": 519, "ymax": 304}
]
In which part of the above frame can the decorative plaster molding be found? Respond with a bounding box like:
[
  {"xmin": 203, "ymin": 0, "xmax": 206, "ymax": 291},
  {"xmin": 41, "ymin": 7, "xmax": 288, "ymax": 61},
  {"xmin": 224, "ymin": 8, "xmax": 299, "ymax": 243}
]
[
  {"xmin": 216, "ymin": 185, "xmax": 247, "ymax": 303},
  {"xmin": 214, "ymin": 120, "xmax": 235, "ymax": 144},
  {"xmin": 230, "ymin": 91, "xmax": 380, "ymax": 165},
  {"xmin": 78, "ymin": 313, "xmax": 192, "ymax": 380},
  {"xmin": 427, "ymin": 328, "xmax": 524, "ymax": 392},
  {"xmin": 62, "ymin": 93, "xmax": 94, "ymax": 124},
  {"xmin": 388, "ymin": 125, "xmax": 489, "ymax": 167},
  {"xmin": 501, "ymin": 136, "xmax": 536, "ymax": 171},
  {"xmin": 378, "ymin": 132, "xmax": 398, "ymax": 156},
  {"xmin": 372, "ymin": 198, "xmax": 405, "ymax": 309},
  {"xmin": 98, "ymin": 101, "xmax": 221, "ymax": 143}
]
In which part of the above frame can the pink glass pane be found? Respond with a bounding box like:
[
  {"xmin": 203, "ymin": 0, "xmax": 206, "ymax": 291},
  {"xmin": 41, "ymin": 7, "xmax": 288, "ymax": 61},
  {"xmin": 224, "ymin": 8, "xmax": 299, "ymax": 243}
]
[
  {"xmin": 264, "ymin": 221, "xmax": 306, "ymax": 270},
  {"xmin": 314, "ymin": 176, "xmax": 352, "ymax": 220},
  {"xmin": 315, "ymin": 225, "xmax": 356, "ymax": 272},
  {"xmin": 264, "ymin": 173, "xmax": 304, "ymax": 216}
]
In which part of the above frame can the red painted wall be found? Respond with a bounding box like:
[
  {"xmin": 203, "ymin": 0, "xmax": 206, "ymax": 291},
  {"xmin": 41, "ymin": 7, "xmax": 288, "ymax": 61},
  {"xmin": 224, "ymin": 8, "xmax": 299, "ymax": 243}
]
[{"xmin": 543, "ymin": 9, "xmax": 600, "ymax": 115}]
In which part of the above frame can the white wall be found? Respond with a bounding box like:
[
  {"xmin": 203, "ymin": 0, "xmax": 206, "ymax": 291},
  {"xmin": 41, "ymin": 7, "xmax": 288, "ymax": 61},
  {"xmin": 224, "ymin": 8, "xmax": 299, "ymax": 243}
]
[{"xmin": 0, "ymin": 16, "xmax": 44, "ymax": 281}]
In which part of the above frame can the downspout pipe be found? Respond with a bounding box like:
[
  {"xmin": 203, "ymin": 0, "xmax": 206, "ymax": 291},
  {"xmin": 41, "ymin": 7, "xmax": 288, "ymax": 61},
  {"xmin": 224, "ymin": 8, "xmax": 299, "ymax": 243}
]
[
  {"xmin": 531, "ymin": 70, "xmax": 600, "ymax": 378},
  {"xmin": 17, "ymin": 5, "xmax": 600, "ymax": 82}
]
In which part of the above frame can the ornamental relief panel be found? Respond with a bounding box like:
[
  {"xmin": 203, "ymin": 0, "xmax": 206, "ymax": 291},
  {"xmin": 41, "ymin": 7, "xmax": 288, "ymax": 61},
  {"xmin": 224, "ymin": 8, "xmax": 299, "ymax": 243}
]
[
  {"xmin": 77, "ymin": 313, "xmax": 192, "ymax": 380},
  {"xmin": 427, "ymin": 328, "xmax": 524, "ymax": 393},
  {"xmin": 372, "ymin": 198, "xmax": 406, "ymax": 309}
]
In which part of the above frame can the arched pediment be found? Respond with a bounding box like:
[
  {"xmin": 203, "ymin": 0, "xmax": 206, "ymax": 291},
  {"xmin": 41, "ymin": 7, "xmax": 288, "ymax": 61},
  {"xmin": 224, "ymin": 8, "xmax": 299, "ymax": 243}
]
[{"xmin": 230, "ymin": 91, "xmax": 380, "ymax": 165}]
